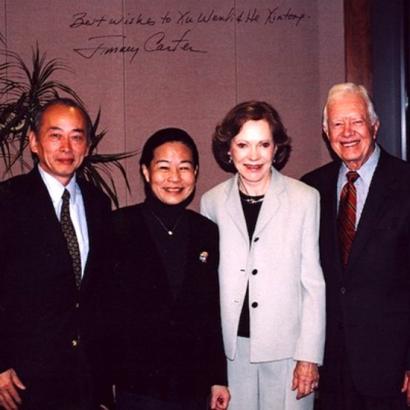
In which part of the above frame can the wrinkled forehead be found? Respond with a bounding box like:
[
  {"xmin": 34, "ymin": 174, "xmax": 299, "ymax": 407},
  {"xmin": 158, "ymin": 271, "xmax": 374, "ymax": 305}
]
[{"xmin": 327, "ymin": 93, "xmax": 369, "ymax": 118}]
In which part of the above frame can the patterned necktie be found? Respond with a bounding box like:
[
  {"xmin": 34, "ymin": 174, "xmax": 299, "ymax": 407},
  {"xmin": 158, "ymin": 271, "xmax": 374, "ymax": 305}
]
[
  {"xmin": 60, "ymin": 189, "xmax": 82, "ymax": 288},
  {"xmin": 338, "ymin": 171, "xmax": 360, "ymax": 266}
]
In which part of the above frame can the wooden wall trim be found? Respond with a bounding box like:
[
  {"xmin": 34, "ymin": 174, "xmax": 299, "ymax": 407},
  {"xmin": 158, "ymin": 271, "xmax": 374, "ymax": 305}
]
[{"xmin": 344, "ymin": 0, "xmax": 372, "ymax": 92}]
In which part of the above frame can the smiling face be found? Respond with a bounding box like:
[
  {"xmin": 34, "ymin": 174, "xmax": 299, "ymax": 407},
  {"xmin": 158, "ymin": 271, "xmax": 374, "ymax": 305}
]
[
  {"xmin": 325, "ymin": 92, "xmax": 379, "ymax": 171},
  {"xmin": 141, "ymin": 141, "xmax": 197, "ymax": 205},
  {"xmin": 229, "ymin": 119, "xmax": 276, "ymax": 194},
  {"xmin": 29, "ymin": 104, "xmax": 90, "ymax": 186}
]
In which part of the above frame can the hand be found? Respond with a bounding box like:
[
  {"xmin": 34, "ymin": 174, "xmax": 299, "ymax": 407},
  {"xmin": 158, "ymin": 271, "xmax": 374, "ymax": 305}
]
[
  {"xmin": 291, "ymin": 361, "xmax": 319, "ymax": 400},
  {"xmin": 210, "ymin": 385, "xmax": 230, "ymax": 410},
  {"xmin": 0, "ymin": 369, "xmax": 26, "ymax": 410},
  {"xmin": 401, "ymin": 370, "xmax": 410, "ymax": 406}
]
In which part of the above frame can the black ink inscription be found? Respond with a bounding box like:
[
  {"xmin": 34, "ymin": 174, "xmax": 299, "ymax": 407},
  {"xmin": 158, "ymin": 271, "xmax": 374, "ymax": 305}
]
[
  {"xmin": 72, "ymin": 30, "xmax": 206, "ymax": 63},
  {"xmin": 108, "ymin": 13, "xmax": 155, "ymax": 26},
  {"xmin": 70, "ymin": 12, "xmax": 108, "ymax": 28},
  {"xmin": 70, "ymin": 12, "xmax": 155, "ymax": 29},
  {"xmin": 235, "ymin": 8, "xmax": 260, "ymax": 23},
  {"xmin": 160, "ymin": 11, "xmax": 172, "ymax": 24},
  {"xmin": 175, "ymin": 8, "xmax": 259, "ymax": 25},
  {"xmin": 68, "ymin": 7, "xmax": 307, "ymax": 31},
  {"xmin": 143, "ymin": 30, "xmax": 207, "ymax": 54},
  {"xmin": 73, "ymin": 35, "xmax": 140, "ymax": 62},
  {"xmin": 176, "ymin": 11, "xmax": 194, "ymax": 25},
  {"xmin": 265, "ymin": 8, "xmax": 307, "ymax": 26},
  {"xmin": 68, "ymin": 6, "xmax": 311, "ymax": 62},
  {"xmin": 197, "ymin": 8, "xmax": 237, "ymax": 23}
]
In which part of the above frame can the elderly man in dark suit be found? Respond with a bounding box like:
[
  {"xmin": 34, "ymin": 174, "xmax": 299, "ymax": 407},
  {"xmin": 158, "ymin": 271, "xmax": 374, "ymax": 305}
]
[
  {"xmin": 0, "ymin": 98, "xmax": 112, "ymax": 410},
  {"xmin": 302, "ymin": 83, "xmax": 410, "ymax": 410}
]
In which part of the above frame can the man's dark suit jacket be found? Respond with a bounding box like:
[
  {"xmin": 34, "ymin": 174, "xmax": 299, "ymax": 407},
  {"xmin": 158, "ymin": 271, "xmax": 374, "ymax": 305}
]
[
  {"xmin": 302, "ymin": 148, "xmax": 410, "ymax": 397},
  {"xmin": 0, "ymin": 168, "xmax": 112, "ymax": 407},
  {"xmin": 110, "ymin": 204, "xmax": 227, "ymax": 402}
]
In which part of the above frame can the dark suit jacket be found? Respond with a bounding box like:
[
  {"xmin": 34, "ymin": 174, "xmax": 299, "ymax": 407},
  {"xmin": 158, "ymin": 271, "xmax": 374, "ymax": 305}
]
[
  {"xmin": 0, "ymin": 168, "xmax": 112, "ymax": 406},
  {"xmin": 110, "ymin": 203, "xmax": 227, "ymax": 401},
  {"xmin": 302, "ymin": 148, "xmax": 410, "ymax": 397}
]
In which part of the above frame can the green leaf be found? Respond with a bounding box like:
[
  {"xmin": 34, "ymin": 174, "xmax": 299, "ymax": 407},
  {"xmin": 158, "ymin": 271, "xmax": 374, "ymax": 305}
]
[{"xmin": 0, "ymin": 43, "xmax": 136, "ymax": 207}]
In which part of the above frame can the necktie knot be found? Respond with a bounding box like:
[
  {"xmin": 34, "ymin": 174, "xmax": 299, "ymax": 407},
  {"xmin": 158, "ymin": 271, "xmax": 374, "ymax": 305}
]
[
  {"xmin": 62, "ymin": 189, "xmax": 70, "ymax": 203},
  {"xmin": 346, "ymin": 171, "xmax": 359, "ymax": 184}
]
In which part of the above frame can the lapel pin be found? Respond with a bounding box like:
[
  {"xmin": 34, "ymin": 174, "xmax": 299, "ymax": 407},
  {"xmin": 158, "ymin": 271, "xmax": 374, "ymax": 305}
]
[{"xmin": 199, "ymin": 251, "xmax": 209, "ymax": 263}]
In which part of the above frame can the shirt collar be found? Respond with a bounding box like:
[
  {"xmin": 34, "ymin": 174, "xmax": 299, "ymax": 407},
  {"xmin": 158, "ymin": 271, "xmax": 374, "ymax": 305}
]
[
  {"xmin": 339, "ymin": 144, "xmax": 380, "ymax": 185},
  {"xmin": 37, "ymin": 165, "xmax": 78, "ymax": 205}
]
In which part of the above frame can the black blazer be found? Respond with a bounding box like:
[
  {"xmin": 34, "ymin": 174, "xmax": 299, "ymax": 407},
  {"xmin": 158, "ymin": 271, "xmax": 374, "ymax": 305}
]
[
  {"xmin": 0, "ymin": 168, "xmax": 112, "ymax": 403},
  {"xmin": 302, "ymin": 149, "xmax": 410, "ymax": 397},
  {"xmin": 110, "ymin": 203, "xmax": 227, "ymax": 401}
]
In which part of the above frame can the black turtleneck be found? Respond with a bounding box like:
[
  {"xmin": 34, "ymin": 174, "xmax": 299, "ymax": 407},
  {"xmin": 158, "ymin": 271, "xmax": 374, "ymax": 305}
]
[
  {"xmin": 142, "ymin": 193, "xmax": 189, "ymax": 299},
  {"xmin": 237, "ymin": 191, "xmax": 264, "ymax": 338}
]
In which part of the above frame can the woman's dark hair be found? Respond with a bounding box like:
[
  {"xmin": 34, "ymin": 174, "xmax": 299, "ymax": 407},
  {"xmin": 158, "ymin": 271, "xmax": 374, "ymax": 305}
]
[
  {"xmin": 139, "ymin": 128, "xmax": 199, "ymax": 194},
  {"xmin": 212, "ymin": 100, "xmax": 291, "ymax": 172}
]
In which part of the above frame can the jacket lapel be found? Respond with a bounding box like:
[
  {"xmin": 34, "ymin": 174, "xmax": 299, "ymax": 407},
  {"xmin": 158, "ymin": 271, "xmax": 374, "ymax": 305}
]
[
  {"xmin": 347, "ymin": 151, "xmax": 394, "ymax": 271},
  {"xmin": 25, "ymin": 168, "xmax": 76, "ymax": 284},
  {"xmin": 26, "ymin": 168, "xmax": 62, "ymax": 230},
  {"xmin": 77, "ymin": 180, "xmax": 94, "ymax": 288},
  {"xmin": 25, "ymin": 169, "xmax": 69, "ymax": 257},
  {"xmin": 319, "ymin": 162, "xmax": 344, "ymax": 277},
  {"xmin": 225, "ymin": 169, "xmax": 285, "ymax": 242},
  {"xmin": 225, "ymin": 174, "xmax": 249, "ymax": 243},
  {"xmin": 253, "ymin": 168, "xmax": 283, "ymax": 238}
]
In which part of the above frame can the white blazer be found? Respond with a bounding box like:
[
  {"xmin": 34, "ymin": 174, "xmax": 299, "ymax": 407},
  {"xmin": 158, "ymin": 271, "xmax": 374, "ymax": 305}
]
[{"xmin": 200, "ymin": 169, "xmax": 325, "ymax": 364}]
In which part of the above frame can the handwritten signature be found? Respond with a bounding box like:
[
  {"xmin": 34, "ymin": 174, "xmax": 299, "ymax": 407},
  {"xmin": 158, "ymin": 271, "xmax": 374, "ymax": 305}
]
[
  {"xmin": 144, "ymin": 30, "xmax": 206, "ymax": 53},
  {"xmin": 72, "ymin": 30, "xmax": 206, "ymax": 62},
  {"xmin": 265, "ymin": 8, "xmax": 307, "ymax": 26}
]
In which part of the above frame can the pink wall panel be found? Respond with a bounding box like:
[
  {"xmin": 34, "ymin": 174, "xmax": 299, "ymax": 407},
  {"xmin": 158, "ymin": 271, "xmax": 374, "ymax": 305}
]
[
  {"xmin": 0, "ymin": 1, "xmax": 5, "ymax": 52},
  {"xmin": 1, "ymin": 0, "xmax": 345, "ymax": 208},
  {"xmin": 234, "ymin": 0, "xmax": 322, "ymax": 179},
  {"xmin": 122, "ymin": 0, "xmax": 237, "ymax": 206}
]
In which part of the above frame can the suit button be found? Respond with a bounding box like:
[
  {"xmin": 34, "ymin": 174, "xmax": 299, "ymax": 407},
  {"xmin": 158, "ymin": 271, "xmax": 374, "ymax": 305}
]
[
  {"xmin": 252, "ymin": 269, "xmax": 258, "ymax": 275},
  {"xmin": 340, "ymin": 287, "xmax": 346, "ymax": 295},
  {"xmin": 254, "ymin": 237, "xmax": 259, "ymax": 242},
  {"xmin": 72, "ymin": 339, "xmax": 78, "ymax": 347},
  {"xmin": 75, "ymin": 302, "xmax": 80, "ymax": 309},
  {"xmin": 251, "ymin": 302, "xmax": 258, "ymax": 308}
]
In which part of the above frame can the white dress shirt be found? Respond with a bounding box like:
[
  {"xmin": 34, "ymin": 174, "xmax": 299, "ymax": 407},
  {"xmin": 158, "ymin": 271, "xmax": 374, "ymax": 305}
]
[
  {"xmin": 337, "ymin": 144, "xmax": 381, "ymax": 227},
  {"xmin": 38, "ymin": 165, "xmax": 89, "ymax": 276}
]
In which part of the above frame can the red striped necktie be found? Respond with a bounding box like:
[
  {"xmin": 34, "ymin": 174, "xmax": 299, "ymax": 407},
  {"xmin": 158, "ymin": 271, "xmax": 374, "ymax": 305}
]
[{"xmin": 338, "ymin": 171, "xmax": 360, "ymax": 266}]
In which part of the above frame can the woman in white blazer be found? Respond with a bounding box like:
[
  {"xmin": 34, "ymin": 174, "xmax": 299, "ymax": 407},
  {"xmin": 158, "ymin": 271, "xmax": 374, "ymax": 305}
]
[{"xmin": 200, "ymin": 101, "xmax": 325, "ymax": 410}]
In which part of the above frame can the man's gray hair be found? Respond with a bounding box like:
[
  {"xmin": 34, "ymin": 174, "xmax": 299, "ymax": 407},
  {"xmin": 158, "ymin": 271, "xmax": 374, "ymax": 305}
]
[{"xmin": 322, "ymin": 83, "xmax": 379, "ymax": 133}]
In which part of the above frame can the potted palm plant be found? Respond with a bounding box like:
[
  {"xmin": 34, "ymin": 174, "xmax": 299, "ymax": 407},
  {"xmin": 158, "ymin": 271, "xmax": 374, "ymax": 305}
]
[{"xmin": 0, "ymin": 44, "xmax": 134, "ymax": 207}]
